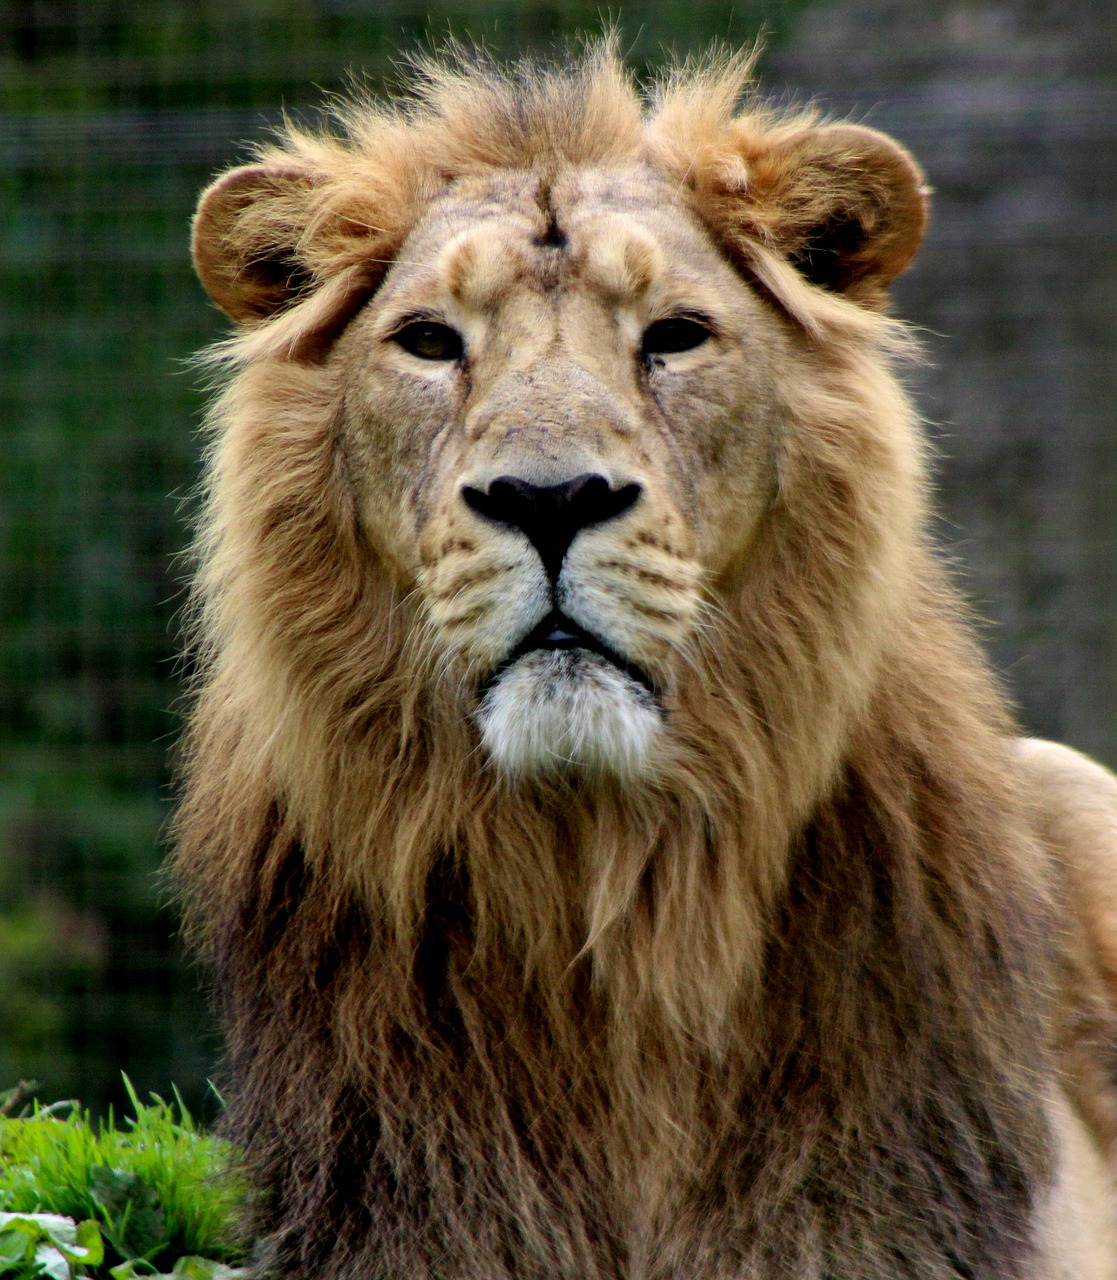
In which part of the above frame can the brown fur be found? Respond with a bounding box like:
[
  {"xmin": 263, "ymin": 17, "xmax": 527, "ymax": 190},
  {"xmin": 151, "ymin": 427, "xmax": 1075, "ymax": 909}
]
[{"xmin": 176, "ymin": 43, "xmax": 1116, "ymax": 1279}]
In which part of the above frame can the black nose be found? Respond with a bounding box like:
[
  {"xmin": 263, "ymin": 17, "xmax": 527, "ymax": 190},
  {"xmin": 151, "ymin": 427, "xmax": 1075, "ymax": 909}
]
[{"xmin": 462, "ymin": 473, "xmax": 641, "ymax": 583}]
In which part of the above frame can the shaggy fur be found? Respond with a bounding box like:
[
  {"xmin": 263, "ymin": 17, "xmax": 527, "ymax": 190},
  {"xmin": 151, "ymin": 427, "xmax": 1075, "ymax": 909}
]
[{"xmin": 175, "ymin": 43, "xmax": 1116, "ymax": 1279}]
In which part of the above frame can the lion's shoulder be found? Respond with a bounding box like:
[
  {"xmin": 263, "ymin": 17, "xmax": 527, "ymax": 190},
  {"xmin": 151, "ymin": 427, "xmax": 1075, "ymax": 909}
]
[
  {"xmin": 1017, "ymin": 736, "xmax": 1117, "ymax": 946},
  {"xmin": 1018, "ymin": 737, "xmax": 1117, "ymax": 1184}
]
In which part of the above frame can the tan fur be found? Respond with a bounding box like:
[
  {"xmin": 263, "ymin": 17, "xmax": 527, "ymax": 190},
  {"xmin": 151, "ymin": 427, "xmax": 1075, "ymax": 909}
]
[{"xmin": 176, "ymin": 42, "xmax": 1117, "ymax": 1279}]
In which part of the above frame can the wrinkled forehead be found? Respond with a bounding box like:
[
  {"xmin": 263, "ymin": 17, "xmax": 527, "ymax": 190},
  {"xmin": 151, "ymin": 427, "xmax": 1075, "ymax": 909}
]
[{"xmin": 381, "ymin": 164, "xmax": 723, "ymax": 310}]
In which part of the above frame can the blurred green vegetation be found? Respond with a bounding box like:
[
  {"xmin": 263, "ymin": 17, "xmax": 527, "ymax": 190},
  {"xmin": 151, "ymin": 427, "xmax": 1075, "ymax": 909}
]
[
  {"xmin": 1, "ymin": 1, "xmax": 814, "ymax": 112},
  {"xmin": 0, "ymin": 1, "xmax": 814, "ymax": 1115}
]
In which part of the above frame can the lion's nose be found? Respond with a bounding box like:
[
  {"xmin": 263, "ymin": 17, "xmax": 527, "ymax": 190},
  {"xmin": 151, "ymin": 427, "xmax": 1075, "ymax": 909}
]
[{"xmin": 462, "ymin": 473, "xmax": 641, "ymax": 583}]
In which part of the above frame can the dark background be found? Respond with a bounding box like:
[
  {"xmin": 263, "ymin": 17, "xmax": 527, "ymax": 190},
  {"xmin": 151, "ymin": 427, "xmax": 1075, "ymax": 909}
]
[{"xmin": 1, "ymin": 0, "xmax": 1114, "ymax": 1118}]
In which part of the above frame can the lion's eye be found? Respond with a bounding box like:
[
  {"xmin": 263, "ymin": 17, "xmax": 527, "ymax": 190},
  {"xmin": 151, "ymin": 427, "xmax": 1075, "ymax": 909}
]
[
  {"xmin": 393, "ymin": 321, "xmax": 464, "ymax": 362},
  {"xmin": 641, "ymin": 316, "xmax": 711, "ymax": 359}
]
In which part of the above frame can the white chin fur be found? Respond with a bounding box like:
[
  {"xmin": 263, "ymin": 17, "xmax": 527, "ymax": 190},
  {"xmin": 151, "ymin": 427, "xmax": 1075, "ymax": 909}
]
[{"xmin": 478, "ymin": 650, "xmax": 662, "ymax": 779}]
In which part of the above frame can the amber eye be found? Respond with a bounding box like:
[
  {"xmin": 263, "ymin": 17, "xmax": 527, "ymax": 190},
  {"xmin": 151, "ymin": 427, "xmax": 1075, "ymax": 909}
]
[
  {"xmin": 393, "ymin": 321, "xmax": 464, "ymax": 362},
  {"xmin": 641, "ymin": 316, "xmax": 711, "ymax": 359}
]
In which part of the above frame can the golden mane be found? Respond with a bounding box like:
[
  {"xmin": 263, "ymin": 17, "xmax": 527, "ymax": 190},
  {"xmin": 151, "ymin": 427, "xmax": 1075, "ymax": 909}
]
[{"xmin": 175, "ymin": 42, "xmax": 1070, "ymax": 1280}]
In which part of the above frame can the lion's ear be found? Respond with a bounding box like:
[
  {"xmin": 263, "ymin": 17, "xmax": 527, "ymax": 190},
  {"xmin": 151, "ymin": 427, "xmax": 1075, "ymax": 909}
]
[
  {"xmin": 192, "ymin": 163, "xmax": 320, "ymax": 323},
  {"xmin": 738, "ymin": 123, "xmax": 930, "ymax": 307}
]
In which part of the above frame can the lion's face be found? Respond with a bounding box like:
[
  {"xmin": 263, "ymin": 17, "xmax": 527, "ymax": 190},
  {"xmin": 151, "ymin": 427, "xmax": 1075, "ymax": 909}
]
[
  {"xmin": 333, "ymin": 165, "xmax": 788, "ymax": 776},
  {"xmin": 191, "ymin": 61, "xmax": 928, "ymax": 790}
]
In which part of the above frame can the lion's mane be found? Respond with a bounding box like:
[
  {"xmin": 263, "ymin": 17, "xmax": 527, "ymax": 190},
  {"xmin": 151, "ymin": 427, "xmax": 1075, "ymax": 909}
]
[{"xmin": 176, "ymin": 46, "xmax": 1059, "ymax": 1279}]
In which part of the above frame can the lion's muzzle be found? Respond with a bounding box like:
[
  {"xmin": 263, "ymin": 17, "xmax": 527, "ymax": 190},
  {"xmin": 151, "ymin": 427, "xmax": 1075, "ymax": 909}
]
[{"xmin": 461, "ymin": 470, "xmax": 664, "ymax": 777}]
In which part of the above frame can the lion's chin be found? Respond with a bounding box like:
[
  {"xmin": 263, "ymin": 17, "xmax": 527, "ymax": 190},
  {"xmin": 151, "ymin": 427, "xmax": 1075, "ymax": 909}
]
[{"xmin": 477, "ymin": 649, "xmax": 663, "ymax": 779}]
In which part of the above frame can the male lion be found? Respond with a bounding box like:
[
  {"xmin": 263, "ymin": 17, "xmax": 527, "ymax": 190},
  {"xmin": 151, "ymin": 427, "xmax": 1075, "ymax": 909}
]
[{"xmin": 176, "ymin": 44, "xmax": 1117, "ymax": 1280}]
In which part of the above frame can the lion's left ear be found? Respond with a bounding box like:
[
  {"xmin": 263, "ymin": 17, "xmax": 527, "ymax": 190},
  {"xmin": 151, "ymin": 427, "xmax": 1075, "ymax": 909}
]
[
  {"xmin": 192, "ymin": 162, "xmax": 321, "ymax": 323},
  {"xmin": 710, "ymin": 123, "xmax": 930, "ymax": 307}
]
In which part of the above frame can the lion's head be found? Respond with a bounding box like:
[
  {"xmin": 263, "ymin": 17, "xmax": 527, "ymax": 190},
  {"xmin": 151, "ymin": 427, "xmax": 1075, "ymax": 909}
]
[
  {"xmin": 191, "ymin": 46, "xmax": 927, "ymax": 795},
  {"xmin": 183, "ymin": 41, "xmax": 941, "ymax": 1033}
]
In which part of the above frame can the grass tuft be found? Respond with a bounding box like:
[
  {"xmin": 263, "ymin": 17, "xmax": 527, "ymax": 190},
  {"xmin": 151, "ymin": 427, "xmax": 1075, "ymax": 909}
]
[{"xmin": 0, "ymin": 1078, "xmax": 248, "ymax": 1277}]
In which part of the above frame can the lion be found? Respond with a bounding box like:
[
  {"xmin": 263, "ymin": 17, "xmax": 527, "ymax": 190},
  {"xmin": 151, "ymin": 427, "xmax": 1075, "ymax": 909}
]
[{"xmin": 175, "ymin": 43, "xmax": 1117, "ymax": 1279}]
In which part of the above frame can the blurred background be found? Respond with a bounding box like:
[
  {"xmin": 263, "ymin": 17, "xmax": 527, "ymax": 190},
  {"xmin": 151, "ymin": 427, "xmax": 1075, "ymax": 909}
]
[{"xmin": 1, "ymin": 0, "xmax": 1114, "ymax": 1118}]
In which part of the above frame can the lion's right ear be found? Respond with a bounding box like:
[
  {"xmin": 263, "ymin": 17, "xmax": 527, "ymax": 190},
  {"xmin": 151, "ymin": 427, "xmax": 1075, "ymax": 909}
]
[{"xmin": 192, "ymin": 163, "xmax": 320, "ymax": 324}]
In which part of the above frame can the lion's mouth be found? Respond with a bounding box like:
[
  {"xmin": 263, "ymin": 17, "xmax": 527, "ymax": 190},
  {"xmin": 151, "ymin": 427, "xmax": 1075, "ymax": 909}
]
[{"xmin": 481, "ymin": 609, "xmax": 657, "ymax": 700}]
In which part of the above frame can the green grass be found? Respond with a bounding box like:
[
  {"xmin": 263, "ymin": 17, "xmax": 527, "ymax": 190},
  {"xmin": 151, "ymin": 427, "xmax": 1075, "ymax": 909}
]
[{"xmin": 0, "ymin": 1081, "xmax": 249, "ymax": 1278}]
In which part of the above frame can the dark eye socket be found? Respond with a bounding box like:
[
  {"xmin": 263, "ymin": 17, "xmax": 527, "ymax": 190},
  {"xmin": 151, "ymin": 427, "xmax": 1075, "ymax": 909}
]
[
  {"xmin": 641, "ymin": 315, "xmax": 712, "ymax": 359},
  {"xmin": 393, "ymin": 320, "xmax": 464, "ymax": 362}
]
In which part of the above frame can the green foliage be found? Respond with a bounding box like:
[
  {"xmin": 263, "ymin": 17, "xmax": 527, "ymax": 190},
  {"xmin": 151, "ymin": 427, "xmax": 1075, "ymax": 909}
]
[
  {"xmin": 0, "ymin": 1213, "xmax": 104, "ymax": 1280},
  {"xmin": 0, "ymin": 900, "xmax": 107, "ymax": 1093},
  {"xmin": 0, "ymin": 1082, "xmax": 248, "ymax": 1279}
]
